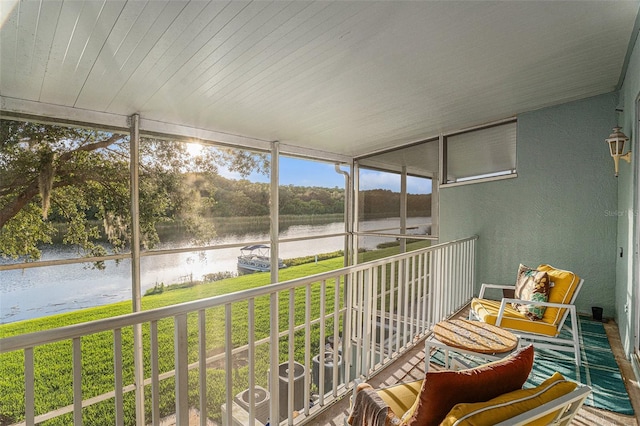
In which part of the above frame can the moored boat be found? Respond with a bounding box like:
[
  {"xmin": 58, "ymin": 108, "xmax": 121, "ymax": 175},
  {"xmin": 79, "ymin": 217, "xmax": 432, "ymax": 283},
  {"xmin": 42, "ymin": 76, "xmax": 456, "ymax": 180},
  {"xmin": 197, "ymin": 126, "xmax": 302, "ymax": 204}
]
[{"xmin": 237, "ymin": 245, "xmax": 286, "ymax": 273}]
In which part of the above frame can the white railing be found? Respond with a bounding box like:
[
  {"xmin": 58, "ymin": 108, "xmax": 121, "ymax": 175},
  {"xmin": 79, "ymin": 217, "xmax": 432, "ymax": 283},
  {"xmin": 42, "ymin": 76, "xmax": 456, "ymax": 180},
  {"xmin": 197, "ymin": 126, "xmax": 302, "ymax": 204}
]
[{"xmin": 0, "ymin": 236, "xmax": 477, "ymax": 426}]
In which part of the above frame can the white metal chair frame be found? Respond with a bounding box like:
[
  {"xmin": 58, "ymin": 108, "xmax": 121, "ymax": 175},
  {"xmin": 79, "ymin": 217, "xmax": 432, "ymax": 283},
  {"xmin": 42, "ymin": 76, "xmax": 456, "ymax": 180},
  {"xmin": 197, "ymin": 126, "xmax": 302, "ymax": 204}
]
[
  {"xmin": 493, "ymin": 384, "xmax": 591, "ymax": 426},
  {"xmin": 471, "ymin": 279, "xmax": 585, "ymax": 366}
]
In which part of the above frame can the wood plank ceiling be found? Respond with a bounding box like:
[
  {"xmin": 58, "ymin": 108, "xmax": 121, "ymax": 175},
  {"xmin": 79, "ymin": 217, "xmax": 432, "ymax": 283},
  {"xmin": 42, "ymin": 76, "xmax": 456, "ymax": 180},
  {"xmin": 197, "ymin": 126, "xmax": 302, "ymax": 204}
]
[{"xmin": 1, "ymin": 0, "xmax": 639, "ymax": 164}]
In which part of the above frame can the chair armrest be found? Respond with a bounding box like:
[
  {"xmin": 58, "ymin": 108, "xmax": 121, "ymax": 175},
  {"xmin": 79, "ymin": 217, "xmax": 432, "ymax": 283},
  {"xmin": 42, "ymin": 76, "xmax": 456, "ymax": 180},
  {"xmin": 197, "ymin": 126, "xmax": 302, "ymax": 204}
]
[
  {"xmin": 496, "ymin": 298, "xmax": 577, "ymax": 327},
  {"xmin": 499, "ymin": 298, "xmax": 576, "ymax": 309},
  {"xmin": 479, "ymin": 283, "xmax": 515, "ymax": 298}
]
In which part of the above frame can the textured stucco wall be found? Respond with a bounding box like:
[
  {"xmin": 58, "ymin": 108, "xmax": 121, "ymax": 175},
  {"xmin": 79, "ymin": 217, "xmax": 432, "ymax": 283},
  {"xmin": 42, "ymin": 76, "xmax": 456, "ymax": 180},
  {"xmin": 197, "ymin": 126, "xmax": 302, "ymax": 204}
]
[
  {"xmin": 439, "ymin": 93, "xmax": 619, "ymax": 317},
  {"xmin": 616, "ymin": 29, "xmax": 640, "ymax": 356}
]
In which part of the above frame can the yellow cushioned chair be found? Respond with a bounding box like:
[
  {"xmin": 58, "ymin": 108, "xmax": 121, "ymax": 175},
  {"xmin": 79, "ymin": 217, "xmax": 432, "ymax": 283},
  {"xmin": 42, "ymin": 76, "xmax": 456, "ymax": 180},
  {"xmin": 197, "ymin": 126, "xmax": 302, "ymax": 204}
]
[
  {"xmin": 469, "ymin": 264, "xmax": 584, "ymax": 365},
  {"xmin": 346, "ymin": 373, "xmax": 591, "ymax": 426}
]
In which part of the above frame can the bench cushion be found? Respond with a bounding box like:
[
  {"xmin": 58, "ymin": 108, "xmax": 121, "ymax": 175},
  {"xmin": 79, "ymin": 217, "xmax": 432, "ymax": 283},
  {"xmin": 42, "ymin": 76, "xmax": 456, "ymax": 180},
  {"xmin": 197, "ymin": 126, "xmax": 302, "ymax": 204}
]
[{"xmin": 471, "ymin": 298, "xmax": 560, "ymax": 337}]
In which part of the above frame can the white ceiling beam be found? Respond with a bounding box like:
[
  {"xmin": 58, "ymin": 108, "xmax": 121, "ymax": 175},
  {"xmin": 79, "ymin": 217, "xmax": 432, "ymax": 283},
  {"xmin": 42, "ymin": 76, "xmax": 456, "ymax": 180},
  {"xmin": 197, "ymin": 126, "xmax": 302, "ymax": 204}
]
[{"xmin": 1, "ymin": 96, "xmax": 129, "ymax": 131}]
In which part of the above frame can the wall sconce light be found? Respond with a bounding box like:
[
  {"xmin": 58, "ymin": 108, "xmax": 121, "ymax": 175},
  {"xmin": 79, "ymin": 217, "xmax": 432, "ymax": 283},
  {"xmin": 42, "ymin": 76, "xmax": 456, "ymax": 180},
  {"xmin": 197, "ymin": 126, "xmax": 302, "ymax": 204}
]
[{"xmin": 605, "ymin": 127, "xmax": 631, "ymax": 177}]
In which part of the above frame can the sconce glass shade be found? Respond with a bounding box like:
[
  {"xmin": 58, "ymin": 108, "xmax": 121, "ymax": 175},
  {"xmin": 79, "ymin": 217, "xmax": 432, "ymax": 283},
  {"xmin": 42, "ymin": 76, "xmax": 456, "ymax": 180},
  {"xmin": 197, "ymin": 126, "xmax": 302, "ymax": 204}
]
[
  {"xmin": 605, "ymin": 127, "xmax": 631, "ymax": 177},
  {"xmin": 606, "ymin": 127, "xmax": 628, "ymax": 156}
]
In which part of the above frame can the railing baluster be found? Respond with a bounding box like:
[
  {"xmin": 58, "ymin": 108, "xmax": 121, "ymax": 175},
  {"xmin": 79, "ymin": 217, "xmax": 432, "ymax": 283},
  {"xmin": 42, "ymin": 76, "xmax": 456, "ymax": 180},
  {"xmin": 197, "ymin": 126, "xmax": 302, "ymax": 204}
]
[
  {"xmin": 454, "ymin": 246, "xmax": 467, "ymax": 309},
  {"xmin": 412, "ymin": 255, "xmax": 423, "ymax": 336},
  {"xmin": 424, "ymin": 251, "xmax": 430, "ymax": 329},
  {"xmin": 380, "ymin": 265, "xmax": 393, "ymax": 363},
  {"xmin": 445, "ymin": 243, "xmax": 455, "ymax": 316},
  {"xmin": 247, "ymin": 299, "xmax": 256, "ymax": 424},
  {"xmin": 269, "ymin": 292, "xmax": 280, "ymax": 425},
  {"xmin": 287, "ymin": 288, "xmax": 295, "ymax": 425},
  {"xmin": 435, "ymin": 248, "xmax": 442, "ymax": 322},
  {"xmin": 224, "ymin": 305, "xmax": 233, "ymax": 426},
  {"xmin": 470, "ymin": 240, "xmax": 476, "ymax": 298},
  {"xmin": 443, "ymin": 246, "xmax": 449, "ymax": 316},
  {"xmin": 446, "ymin": 246, "xmax": 452, "ymax": 316},
  {"xmin": 462, "ymin": 243, "xmax": 466, "ymax": 303},
  {"xmin": 319, "ymin": 282, "xmax": 326, "ymax": 403},
  {"xmin": 362, "ymin": 268, "xmax": 372, "ymax": 376},
  {"xmin": 425, "ymin": 251, "xmax": 432, "ymax": 329},
  {"xmin": 451, "ymin": 245, "xmax": 455, "ymax": 312},
  {"xmin": 452, "ymin": 245, "xmax": 457, "ymax": 309},
  {"xmin": 442, "ymin": 247, "xmax": 447, "ymax": 318},
  {"xmin": 370, "ymin": 265, "xmax": 378, "ymax": 370},
  {"xmin": 304, "ymin": 285, "xmax": 311, "ymax": 415},
  {"xmin": 467, "ymin": 241, "xmax": 472, "ymax": 298},
  {"xmin": 150, "ymin": 320, "xmax": 160, "ymax": 426},
  {"xmin": 175, "ymin": 314, "xmax": 189, "ymax": 425},
  {"xmin": 380, "ymin": 265, "xmax": 388, "ymax": 363},
  {"xmin": 409, "ymin": 256, "xmax": 416, "ymax": 341},
  {"xmin": 355, "ymin": 271, "xmax": 363, "ymax": 378},
  {"xmin": 461, "ymin": 242, "xmax": 467, "ymax": 303},
  {"xmin": 389, "ymin": 261, "xmax": 396, "ymax": 356},
  {"xmin": 460, "ymin": 242, "xmax": 464, "ymax": 301},
  {"xmin": 449, "ymin": 246, "xmax": 454, "ymax": 312},
  {"xmin": 444, "ymin": 247, "xmax": 449, "ymax": 315},
  {"xmin": 468, "ymin": 240, "xmax": 472, "ymax": 293},
  {"xmin": 332, "ymin": 276, "xmax": 341, "ymax": 396},
  {"xmin": 460, "ymin": 243, "xmax": 465, "ymax": 304},
  {"xmin": 431, "ymin": 249, "xmax": 437, "ymax": 324},
  {"xmin": 343, "ymin": 271, "xmax": 353, "ymax": 387},
  {"xmin": 402, "ymin": 258, "xmax": 410, "ymax": 347},
  {"xmin": 24, "ymin": 347, "xmax": 34, "ymax": 426},
  {"xmin": 198, "ymin": 310, "xmax": 207, "ymax": 426},
  {"xmin": 395, "ymin": 261, "xmax": 402, "ymax": 352},
  {"xmin": 420, "ymin": 252, "xmax": 425, "ymax": 330},
  {"xmin": 73, "ymin": 337, "xmax": 82, "ymax": 425},
  {"xmin": 452, "ymin": 245, "xmax": 457, "ymax": 311},
  {"xmin": 114, "ymin": 329, "xmax": 124, "ymax": 426},
  {"xmin": 455, "ymin": 244, "xmax": 460, "ymax": 308}
]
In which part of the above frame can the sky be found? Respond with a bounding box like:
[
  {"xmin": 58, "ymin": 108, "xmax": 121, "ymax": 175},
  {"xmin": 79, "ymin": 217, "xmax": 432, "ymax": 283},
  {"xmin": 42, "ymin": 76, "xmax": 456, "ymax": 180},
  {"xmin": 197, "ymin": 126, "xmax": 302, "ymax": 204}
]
[{"xmin": 220, "ymin": 156, "xmax": 432, "ymax": 194}]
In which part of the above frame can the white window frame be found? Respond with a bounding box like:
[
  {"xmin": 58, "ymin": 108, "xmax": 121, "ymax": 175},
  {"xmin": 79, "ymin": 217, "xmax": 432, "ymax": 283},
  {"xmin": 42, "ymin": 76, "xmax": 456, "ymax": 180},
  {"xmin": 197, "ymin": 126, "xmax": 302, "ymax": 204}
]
[{"xmin": 440, "ymin": 119, "xmax": 518, "ymax": 187}]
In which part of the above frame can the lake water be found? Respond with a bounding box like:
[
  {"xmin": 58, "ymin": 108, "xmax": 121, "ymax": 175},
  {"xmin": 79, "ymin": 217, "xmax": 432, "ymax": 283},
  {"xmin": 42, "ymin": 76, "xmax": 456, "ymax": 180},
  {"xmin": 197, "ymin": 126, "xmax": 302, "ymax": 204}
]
[{"xmin": 0, "ymin": 218, "xmax": 430, "ymax": 324}]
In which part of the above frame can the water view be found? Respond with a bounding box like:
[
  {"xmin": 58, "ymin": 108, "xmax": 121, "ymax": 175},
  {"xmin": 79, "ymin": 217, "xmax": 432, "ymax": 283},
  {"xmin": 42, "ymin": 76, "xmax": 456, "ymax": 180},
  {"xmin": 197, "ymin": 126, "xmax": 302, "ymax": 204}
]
[{"xmin": 0, "ymin": 217, "xmax": 430, "ymax": 324}]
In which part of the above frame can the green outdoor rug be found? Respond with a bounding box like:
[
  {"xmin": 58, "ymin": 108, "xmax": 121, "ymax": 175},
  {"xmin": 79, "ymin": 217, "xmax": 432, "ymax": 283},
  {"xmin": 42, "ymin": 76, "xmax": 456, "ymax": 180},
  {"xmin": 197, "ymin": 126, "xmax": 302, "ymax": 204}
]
[
  {"xmin": 526, "ymin": 315, "xmax": 634, "ymax": 415},
  {"xmin": 429, "ymin": 315, "xmax": 634, "ymax": 415}
]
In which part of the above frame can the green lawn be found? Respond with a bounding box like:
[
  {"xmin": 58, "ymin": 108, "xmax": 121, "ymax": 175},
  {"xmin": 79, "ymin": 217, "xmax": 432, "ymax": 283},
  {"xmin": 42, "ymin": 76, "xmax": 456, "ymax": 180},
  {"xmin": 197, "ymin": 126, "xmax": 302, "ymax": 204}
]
[{"xmin": 0, "ymin": 241, "xmax": 430, "ymax": 425}]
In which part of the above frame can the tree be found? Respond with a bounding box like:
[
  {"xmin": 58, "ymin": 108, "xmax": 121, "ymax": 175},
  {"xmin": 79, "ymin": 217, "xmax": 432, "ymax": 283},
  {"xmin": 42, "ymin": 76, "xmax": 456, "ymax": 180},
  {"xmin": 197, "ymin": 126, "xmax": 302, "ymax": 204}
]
[{"xmin": 0, "ymin": 119, "xmax": 267, "ymax": 265}]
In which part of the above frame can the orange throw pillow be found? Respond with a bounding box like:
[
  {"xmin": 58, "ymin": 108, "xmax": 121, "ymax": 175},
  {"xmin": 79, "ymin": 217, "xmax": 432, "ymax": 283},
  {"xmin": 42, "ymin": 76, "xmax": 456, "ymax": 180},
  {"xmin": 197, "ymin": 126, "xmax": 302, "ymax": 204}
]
[{"xmin": 403, "ymin": 344, "xmax": 534, "ymax": 426}]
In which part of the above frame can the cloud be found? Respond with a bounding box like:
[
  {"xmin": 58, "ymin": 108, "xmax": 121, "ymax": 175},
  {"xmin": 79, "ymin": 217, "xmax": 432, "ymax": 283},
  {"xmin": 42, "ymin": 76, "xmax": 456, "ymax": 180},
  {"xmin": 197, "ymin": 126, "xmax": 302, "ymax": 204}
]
[
  {"xmin": 360, "ymin": 171, "xmax": 400, "ymax": 191},
  {"xmin": 360, "ymin": 171, "xmax": 432, "ymax": 194},
  {"xmin": 407, "ymin": 176, "xmax": 432, "ymax": 194}
]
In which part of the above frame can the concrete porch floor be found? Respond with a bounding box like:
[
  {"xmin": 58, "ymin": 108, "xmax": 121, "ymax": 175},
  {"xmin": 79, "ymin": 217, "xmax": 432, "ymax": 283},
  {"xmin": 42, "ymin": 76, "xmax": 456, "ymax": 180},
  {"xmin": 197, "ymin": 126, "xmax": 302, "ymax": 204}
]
[{"xmin": 312, "ymin": 314, "xmax": 640, "ymax": 426}]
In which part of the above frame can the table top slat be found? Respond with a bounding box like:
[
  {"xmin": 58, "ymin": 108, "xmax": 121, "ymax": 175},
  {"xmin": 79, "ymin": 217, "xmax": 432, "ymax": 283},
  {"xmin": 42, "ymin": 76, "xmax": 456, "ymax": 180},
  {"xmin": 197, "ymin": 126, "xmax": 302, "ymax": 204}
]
[{"xmin": 433, "ymin": 319, "xmax": 518, "ymax": 354}]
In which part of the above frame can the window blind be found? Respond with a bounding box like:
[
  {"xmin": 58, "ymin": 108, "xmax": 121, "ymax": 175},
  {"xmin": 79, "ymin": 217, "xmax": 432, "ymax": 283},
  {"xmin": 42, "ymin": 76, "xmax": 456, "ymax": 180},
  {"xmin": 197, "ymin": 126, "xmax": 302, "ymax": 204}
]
[{"xmin": 446, "ymin": 121, "xmax": 516, "ymax": 183}]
